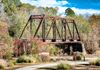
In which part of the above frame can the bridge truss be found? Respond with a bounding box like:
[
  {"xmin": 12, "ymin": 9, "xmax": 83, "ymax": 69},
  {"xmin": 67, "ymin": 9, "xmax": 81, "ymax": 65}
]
[{"xmin": 19, "ymin": 15, "xmax": 81, "ymax": 43}]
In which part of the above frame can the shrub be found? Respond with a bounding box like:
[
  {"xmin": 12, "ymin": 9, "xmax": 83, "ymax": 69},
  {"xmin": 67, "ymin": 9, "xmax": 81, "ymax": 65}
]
[
  {"xmin": 12, "ymin": 60, "xmax": 16, "ymax": 65},
  {"xmin": 0, "ymin": 36, "xmax": 13, "ymax": 60},
  {"xmin": 84, "ymin": 40, "xmax": 96, "ymax": 54},
  {"xmin": 8, "ymin": 62, "xmax": 14, "ymax": 67},
  {"xmin": 56, "ymin": 63, "xmax": 72, "ymax": 70},
  {"xmin": 3, "ymin": 50, "xmax": 13, "ymax": 60},
  {"xmin": 73, "ymin": 52, "xmax": 85, "ymax": 61},
  {"xmin": 47, "ymin": 44, "xmax": 59, "ymax": 56},
  {"xmin": 39, "ymin": 52, "xmax": 50, "ymax": 62},
  {"xmin": 90, "ymin": 60, "xmax": 95, "ymax": 65},
  {"xmin": 16, "ymin": 55, "xmax": 33, "ymax": 63},
  {"xmin": 8, "ymin": 60, "xmax": 16, "ymax": 67},
  {"xmin": 90, "ymin": 58, "xmax": 100, "ymax": 66},
  {"xmin": 32, "ymin": 54, "xmax": 41, "ymax": 63},
  {"xmin": 95, "ymin": 60, "xmax": 100, "ymax": 66},
  {"xmin": 28, "ymin": 55, "xmax": 38, "ymax": 63},
  {"xmin": 0, "ymin": 64, "xmax": 5, "ymax": 69}
]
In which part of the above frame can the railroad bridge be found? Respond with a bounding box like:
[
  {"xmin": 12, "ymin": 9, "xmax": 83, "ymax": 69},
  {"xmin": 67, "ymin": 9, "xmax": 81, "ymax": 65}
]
[{"xmin": 16, "ymin": 15, "xmax": 86, "ymax": 56}]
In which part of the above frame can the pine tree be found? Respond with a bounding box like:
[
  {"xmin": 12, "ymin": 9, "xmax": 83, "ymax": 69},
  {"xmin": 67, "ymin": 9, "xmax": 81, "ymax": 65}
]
[{"xmin": 65, "ymin": 8, "xmax": 75, "ymax": 16}]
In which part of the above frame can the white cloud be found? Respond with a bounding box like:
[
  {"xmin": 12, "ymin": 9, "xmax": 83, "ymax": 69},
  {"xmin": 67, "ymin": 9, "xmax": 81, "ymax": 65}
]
[
  {"xmin": 58, "ymin": 6, "xmax": 66, "ymax": 13},
  {"xmin": 57, "ymin": 6, "xmax": 67, "ymax": 14},
  {"xmin": 20, "ymin": 0, "xmax": 100, "ymax": 16},
  {"xmin": 20, "ymin": 0, "xmax": 30, "ymax": 3},
  {"xmin": 72, "ymin": 7, "xmax": 100, "ymax": 15},
  {"xmin": 58, "ymin": 1, "xmax": 69, "ymax": 5},
  {"xmin": 20, "ymin": 0, "xmax": 68, "ymax": 7}
]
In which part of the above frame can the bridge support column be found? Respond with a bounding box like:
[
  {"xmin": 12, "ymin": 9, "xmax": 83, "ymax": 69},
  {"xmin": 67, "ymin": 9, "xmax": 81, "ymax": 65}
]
[
  {"xmin": 42, "ymin": 19, "xmax": 45, "ymax": 42},
  {"xmin": 52, "ymin": 19, "xmax": 56, "ymax": 42}
]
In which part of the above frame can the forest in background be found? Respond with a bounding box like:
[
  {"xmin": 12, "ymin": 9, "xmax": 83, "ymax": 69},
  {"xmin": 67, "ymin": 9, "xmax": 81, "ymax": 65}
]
[{"xmin": 0, "ymin": 0, "xmax": 100, "ymax": 59}]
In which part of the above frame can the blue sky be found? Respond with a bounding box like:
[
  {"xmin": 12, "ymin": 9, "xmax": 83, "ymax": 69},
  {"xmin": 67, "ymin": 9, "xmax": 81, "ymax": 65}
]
[
  {"xmin": 62, "ymin": 0, "xmax": 100, "ymax": 10},
  {"xmin": 20, "ymin": 0, "xmax": 100, "ymax": 16}
]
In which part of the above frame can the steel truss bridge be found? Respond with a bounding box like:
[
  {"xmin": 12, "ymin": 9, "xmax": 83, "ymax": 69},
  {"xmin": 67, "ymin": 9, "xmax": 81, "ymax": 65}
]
[{"xmin": 19, "ymin": 15, "xmax": 81, "ymax": 44}]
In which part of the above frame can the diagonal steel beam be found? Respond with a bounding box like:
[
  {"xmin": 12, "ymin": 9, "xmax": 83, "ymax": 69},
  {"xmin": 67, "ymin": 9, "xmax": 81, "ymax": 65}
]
[
  {"xmin": 34, "ymin": 15, "xmax": 45, "ymax": 37},
  {"xmin": 19, "ymin": 17, "xmax": 31, "ymax": 39},
  {"xmin": 73, "ymin": 20, "xmax": 81, "ymax": 40},
  {"xmin": 65, "ymin": 19, "xmax": 73, "ymax": 40},
  {"xmin": 30, "ymin": 19, "xmax": 33, "ymax": 35},
  {"xmin": 55, "ymin": 21, "xmax": 62, "ymax": 39},
  {"xmin": 46, "ymin": 24, "xmax": 52, "ymax": 38}
]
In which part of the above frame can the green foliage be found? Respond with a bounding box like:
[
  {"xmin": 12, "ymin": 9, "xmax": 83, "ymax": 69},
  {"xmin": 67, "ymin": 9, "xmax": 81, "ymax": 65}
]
[
  {"xmin": 17, "ymin": 55, "xmax": 33, "ymax": 63},
  {"xmin": 13, "ymin": 0, "xmax": 21, "ymax": 6},
  {"xmin": 56, "ymin": 63, "xmax": 72, "ymax": 70},
  {"xmin": 65, "ymin": 8, "xmax": 75, "ymax": 16},
  {"xmin": 8, "ymin": 23, "xmax": 21, "ymax": 37},
  {"xmin": 9, "ymin": 60, "xmax": 16, "ymax": 65},
  {"xmin": 2, "ymin": 0, "xmax": 58, "ymax": 39},
  {"xmin": 16, "ymin": 55, "xmax": 36, "ymax": 63},
  {"xmin": 2, "ymin": 0, "xmax": 19, "ymax": 15},
  {"xmin": 47, "ymin": 44, "xmax": 59, "ymax": 56},
  {"xmin": 8, "ymin": 11, "xmax": 30, "ymax": 38},
  {"xmin": 18, "ymin": 3, "xmax": 35, "ymax": 11}
]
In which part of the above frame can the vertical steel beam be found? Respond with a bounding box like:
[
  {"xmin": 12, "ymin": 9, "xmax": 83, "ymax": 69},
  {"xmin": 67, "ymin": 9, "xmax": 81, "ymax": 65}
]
[
  {"xmin": 42, "ymin": 19, "xmax": 45, "ymax": 42},
  {"xmin": 63, "ymin": 19, "xmax": 67, "ymax": 41},
  {"xmin": 61, "ymin": 19, "xmax": 64, "ymax": 40},
  {"xmin": 52, "ymin": 19, "xmax": 56, "ymax": 42},
  {"xmin": 73, "ymin": 20, "xmax": 81, "ymax": 41},
  {"xmin": 73, "ymin": 23, "xmax": 75, "ymax": 40}
]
